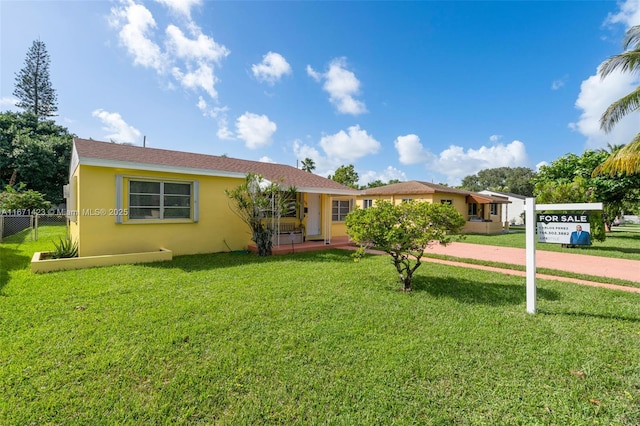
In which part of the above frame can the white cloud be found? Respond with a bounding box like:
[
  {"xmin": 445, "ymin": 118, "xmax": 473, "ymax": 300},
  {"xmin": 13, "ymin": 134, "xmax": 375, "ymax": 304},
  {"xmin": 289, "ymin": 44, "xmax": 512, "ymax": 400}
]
[
  {"xmin": 569, "ymin": 68, "xmax": 640, "ymax": 149},
  {"xmin": 306, "ymin": 65, "xmax": 321, "ymax": 81},
  {"xmin": 551, "ymin": 77, "xmax": 567, "ymax": 90},
  {"xmin": 293, "ymin": 140, "xmax": 341, "ymax": 177},
  {"xmin": 252, "ymin": 52, "xmax": 292, "ymax": 85},
  {"xmin": 359, "ymin": 166, "xmax": 407, "ymax": 187},
  {"xmin": 171, "ymin": 62, "xmax": 218, "ymax": 98},
  {"xmin": 165, "ymin": 24, "xmax": 228, "ymax": 62},
  {"xmin": 235, "ymin": 112, "xmax": 277, "ymax": 149},
  {"xmin": 392, "ymin": 132, "xmax": 529, "ymax": 185},
  {"xmin": 0, "ymin": 96, "xmax": 19, "ymax": 111},
  {"xmin": 489, "ymin": 134, "xmax": 502, "ymax": 142},
  {"xmin": 319, "ymin": 125, "xmax": 380, "ymax": 161},
  {"xmin": 92, "ymin": 109, "xmax": 141, "ymax": 143},
  {"xmin": 394, "ymin": 134, "xmax": 432, "ymax": 165},
  {"xmin": 258, "ymin": 156, "xmax": 275, "ymax": 163},
  {"xmin": 109, "ymin": 0, "xmax": 166, "ymax": 71},
  {"xmin": 156, "ymin": 0, "xmax": 201, "ymax": 20},
  {"xmin": 535, "ymin": 161, "xmax": 548, "ymax": 171},
  {"xmin": 570, "ymin": 0, "xmax": 640, "ymax": 150},
  {"xmin": 196, "ymin": 97, "xmax": 233, "ymax": 139},
  {"xmin": 605, "ymin": 0, "xmax": 640, "ymax": 27},
  {"xmin": 109, "ymin": 0, "xmax": 229, "ymax": 101},
  {"xmin": 430, "ymin": 140, "xmax": 529, "ymax": 185},
  {"xmin": 307, "ymin": 57, "xmax": 367, "ymax": 115}
]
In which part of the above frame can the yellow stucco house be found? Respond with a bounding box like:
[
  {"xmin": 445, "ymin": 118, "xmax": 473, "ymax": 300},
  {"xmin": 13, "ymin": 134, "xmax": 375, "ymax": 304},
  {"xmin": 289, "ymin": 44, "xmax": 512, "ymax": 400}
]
[
  {"xmin": 357, "ymin": 180, "xmax": 510, "ymax": 234},
  {"xmin": 67, "ymin": 138, "xmax": 358, "ymax": 257}
]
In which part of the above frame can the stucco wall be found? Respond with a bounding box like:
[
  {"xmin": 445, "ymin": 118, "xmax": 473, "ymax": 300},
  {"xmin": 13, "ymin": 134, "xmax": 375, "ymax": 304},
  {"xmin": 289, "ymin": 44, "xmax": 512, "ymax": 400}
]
[{"xmin": 72, "ymin": 165, "xmax": 250, "ymax": 257}]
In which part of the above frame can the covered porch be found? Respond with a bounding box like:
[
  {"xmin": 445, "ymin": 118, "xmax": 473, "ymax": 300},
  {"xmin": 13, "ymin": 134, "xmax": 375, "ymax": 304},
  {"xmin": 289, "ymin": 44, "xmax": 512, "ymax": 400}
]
[
  {"xmin": 248, "ymin": 235, "xmax": 354, "ymax": 255},
  {"xmin": 463, "ymin": 193, "xmax": 510, "ymax": 234}
]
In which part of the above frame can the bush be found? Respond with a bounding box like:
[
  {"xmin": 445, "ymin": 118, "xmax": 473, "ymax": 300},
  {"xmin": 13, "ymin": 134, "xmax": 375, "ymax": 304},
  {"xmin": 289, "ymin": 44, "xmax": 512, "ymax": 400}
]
[{"xmin": 0, "ymin": 183, "xmax": 51, "ymax": 213}]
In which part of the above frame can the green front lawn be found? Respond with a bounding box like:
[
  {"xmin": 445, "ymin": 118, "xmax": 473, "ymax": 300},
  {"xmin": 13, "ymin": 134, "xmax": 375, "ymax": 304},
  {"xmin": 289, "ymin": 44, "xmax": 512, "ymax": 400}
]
[{"xmin": 1, "ymin": 227, "xmax": 639, "ymax": 424}]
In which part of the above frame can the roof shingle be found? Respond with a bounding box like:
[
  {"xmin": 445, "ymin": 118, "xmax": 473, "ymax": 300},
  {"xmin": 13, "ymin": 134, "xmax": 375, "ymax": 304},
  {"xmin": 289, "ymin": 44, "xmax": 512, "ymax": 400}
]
[{"xmin": 73, "ymin": 138, "xmax": 358, "ymax": 195}]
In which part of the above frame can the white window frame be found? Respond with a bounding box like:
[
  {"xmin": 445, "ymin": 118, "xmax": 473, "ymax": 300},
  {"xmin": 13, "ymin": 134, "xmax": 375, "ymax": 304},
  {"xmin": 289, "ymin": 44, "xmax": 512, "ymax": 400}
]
[
  {"xmin": 468, "ymin": 203, "xmax": 478, "ymax": 216},
  {"xmin": 441, "ymin": 199, "xmax": 453, "ymax": 205},
  {"xmin": 363, "ymin": 199, "xmax": 373, "ymax": 209},
  {"xmin": 332, "ymin": 199, "xmax": 351, "ymax": 222},
  {"xmin": 115, "ymin": 176, "xmax": 199, "ymax": 223},
  {"xmin": 490, "ymin": 203, "xmax": 498, "ymax": 216}
]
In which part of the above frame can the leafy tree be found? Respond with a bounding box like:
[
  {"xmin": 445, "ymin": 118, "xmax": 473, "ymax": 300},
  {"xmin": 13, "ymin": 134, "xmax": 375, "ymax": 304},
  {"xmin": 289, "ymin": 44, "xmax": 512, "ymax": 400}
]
[
  {"xmin": 329, "ymin": 164, "xmax": 359, "ymax": 188},
  {"xmin": 532, "ymin": 150, "xmax": 640, "ymax": 238},
  {"xmin": 361, "ymin": 179, "xmax": 403, "ymax": 189},
  {"xmin": 13, "ymin": 39, "xmax": 58, "ymax": 119},
  {"xmin": 594, "ymin": 25, "xmax": 640, "ymax": 176},
  {"xmin": 460, "ymin": 167, "xmax": 535, "ymax": 195},
  {"xmin": 364, "ymin": 179, "xmax": 385, "ymax": 189},
  {"xmin": 301, "ymin": 157, "xmax": 316, "ymax": 173},
  {"xmin": 346, "ymin": 200, "xmax": 465, "ymax": 291},
  {"xmin": 225, "ymin": 173, "xmax": 297, "ymax": 256},
  {"xmin": 0, "ymin": 111, "xmax": 73, "ymax": 204},
  {"xmin": 0, "ymin": 184, "xmax": 51, "ymax": 213}
]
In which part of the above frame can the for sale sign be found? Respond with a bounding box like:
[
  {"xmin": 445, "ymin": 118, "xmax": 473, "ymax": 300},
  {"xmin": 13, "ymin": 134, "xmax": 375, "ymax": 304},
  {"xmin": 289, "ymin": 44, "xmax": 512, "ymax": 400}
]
[{"xmin": 536, "ymin": 214, "xmax": 591, "ymax": 245}]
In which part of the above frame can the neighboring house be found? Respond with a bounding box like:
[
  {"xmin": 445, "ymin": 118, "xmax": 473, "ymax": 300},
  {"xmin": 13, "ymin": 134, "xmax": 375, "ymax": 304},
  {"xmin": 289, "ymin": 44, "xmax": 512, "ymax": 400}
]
[
  {"xmin": 478, "ymin": 190, "xmax": 526, "ymax": 225},
  {"xmin": 67, "ymin": 138, "xmax": 358, "ymax": 257},
  {"xmin": 358, "ymin": 181, "xmax": 510, "ymax": 234}
]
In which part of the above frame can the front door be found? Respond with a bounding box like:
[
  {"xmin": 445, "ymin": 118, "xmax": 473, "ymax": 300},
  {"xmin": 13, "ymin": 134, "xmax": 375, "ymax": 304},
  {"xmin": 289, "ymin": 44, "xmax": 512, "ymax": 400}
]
[{"xmin": 306, "ymin": 193, "xmax": 321, "ymax": 236}]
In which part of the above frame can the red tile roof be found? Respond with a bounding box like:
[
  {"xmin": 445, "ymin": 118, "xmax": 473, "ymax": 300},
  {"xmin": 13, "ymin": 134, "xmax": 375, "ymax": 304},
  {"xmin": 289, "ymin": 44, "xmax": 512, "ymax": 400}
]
[{"xmin": 73, "ymin": 138, "xmax": 358, "ymax": 195}]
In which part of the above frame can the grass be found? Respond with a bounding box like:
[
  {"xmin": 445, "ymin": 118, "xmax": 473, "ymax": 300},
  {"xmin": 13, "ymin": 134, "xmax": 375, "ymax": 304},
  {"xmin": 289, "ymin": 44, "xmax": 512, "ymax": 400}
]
[
  {"xmin": 1, "ymin": 226, "xmax": 640, "ymax": 424},
  {"xmin": 460, "ymin": 224, "xmax": 640, "ymax": 261}
]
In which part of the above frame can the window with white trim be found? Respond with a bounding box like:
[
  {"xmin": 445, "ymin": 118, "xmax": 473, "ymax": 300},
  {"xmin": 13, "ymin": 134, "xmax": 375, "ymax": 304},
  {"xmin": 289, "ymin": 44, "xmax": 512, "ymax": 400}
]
[
  {"xmin": 363, "ymin": 199, "xmax": 373, "ymax": 209},
  {"xmin": 129, "ymin": 180, "xmax": 192, "ymax": 220},
  {"xmin": 332, "ymin": 200, "xmax": 351, "ymax": 221},
  {"xmin": 401, "ymin": 198, "xmax": 413, "ymax": 203},
  {"xmin": 468, "ymin": 203, "xmax": 478, "ymax": 216},
  {"xmin": 490, "ymin": 203, "xmax": 498, "ymax": 216},
  {"xmin": 441, "ymin": 199, "xmax": 453, "ymax": 205}
]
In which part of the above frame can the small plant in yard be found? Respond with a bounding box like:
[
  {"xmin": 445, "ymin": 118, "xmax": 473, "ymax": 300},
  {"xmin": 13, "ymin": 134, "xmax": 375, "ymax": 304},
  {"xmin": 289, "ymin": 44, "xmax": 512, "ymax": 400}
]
[
  {"xmin": 50, "ymin": 237, "xmax": 78, "ymax": 258},
  {"xmin": 346, "ymin": 200, "xmax": 465, "ymax": 291}
]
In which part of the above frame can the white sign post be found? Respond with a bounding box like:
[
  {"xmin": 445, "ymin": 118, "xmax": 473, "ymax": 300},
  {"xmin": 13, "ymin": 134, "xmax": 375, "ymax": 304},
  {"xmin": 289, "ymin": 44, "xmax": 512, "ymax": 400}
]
[{"xmin": 524, "ymin": 199, "xmax": 603, "ymax": 314}]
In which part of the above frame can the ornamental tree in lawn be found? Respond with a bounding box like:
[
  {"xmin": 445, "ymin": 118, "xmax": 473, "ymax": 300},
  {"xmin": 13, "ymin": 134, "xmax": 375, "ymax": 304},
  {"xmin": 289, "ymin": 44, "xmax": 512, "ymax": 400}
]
[
  {"xmin": 346, "ymin": 200, "xmax": 465, "ymax": 291},
  {"xmin": 225, "ymin": 173, "xmax": 297, "ymax": 256}
]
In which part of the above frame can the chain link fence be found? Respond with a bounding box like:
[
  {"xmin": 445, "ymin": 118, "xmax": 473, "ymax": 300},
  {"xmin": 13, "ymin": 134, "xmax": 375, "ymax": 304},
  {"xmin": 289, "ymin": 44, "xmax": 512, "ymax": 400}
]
[{"xmin": 0, "ymin": 213, "xmax": 68, "ymax": 242}]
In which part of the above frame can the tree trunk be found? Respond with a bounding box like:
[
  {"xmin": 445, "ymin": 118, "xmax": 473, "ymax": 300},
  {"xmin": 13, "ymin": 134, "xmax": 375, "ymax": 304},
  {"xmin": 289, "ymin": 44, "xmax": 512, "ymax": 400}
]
[
  {"xmin": 253, "ymin": 225, "xmax": 273, "ymax": 256},
  {"xmin": 9, "ymin": 169, "xmax": 17, "ymax": 186}
]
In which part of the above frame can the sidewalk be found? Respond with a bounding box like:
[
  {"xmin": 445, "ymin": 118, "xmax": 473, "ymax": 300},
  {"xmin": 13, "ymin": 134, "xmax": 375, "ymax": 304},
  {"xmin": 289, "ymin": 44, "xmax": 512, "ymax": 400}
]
[{"xmin": 422, "ymin": 242, "xmax": 640, "ymax": 294}]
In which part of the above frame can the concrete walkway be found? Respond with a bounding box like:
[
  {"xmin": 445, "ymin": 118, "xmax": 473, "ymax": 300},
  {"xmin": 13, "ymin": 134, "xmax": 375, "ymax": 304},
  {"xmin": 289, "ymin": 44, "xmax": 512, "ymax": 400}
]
[{"xmin": 422, "ymin": 242, "xmax": 640, "ymax": 294}]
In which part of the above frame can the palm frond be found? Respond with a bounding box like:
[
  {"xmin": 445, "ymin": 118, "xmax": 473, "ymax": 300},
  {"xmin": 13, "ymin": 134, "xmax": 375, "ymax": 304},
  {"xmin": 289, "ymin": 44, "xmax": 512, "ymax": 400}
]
[
  {"xmin": 599, "ymin": 51, "xmax": 640, "ymax": 78},
  {"xmin": 623, "ymin": 25, "xmax": 640, "ymax": 50},
  {"xmin": 599, "ymin": 85, "xmax": 640, "ymax": 132},
  {"xmin": 593, "ymin": 135, "xmax": 640, "ymax": 176}
]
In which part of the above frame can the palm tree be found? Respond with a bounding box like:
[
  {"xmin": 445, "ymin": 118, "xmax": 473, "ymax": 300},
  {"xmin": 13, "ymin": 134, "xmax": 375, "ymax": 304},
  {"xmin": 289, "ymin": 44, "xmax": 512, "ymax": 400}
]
[
  {"xmin": 594, "ymin": 25, "xmax": 640, "ymax": 176},
  {"xmin": 301, "ymin": 157, "xmax": 316, "ymax": 173}
]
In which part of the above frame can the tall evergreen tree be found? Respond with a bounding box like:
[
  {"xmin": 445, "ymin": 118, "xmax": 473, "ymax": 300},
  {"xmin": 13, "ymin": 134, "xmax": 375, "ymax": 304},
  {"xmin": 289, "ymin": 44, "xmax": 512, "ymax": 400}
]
[{"xmin": 13, "ymin": 39, "xmax": 58, "ymax": 119}]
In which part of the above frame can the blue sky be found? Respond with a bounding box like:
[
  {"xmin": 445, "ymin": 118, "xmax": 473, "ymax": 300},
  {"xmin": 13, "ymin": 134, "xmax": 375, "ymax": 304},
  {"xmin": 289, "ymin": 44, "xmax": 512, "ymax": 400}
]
[{"xmin": 2, "ymin": 0, "xmax": 640, "ymax": 186}]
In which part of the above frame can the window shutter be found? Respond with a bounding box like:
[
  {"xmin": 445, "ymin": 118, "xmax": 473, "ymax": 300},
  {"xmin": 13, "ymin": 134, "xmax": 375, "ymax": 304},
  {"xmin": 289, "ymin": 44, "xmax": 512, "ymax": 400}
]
[
  {"xmin": 193, "ymin": 180, "xmax": 199, "ymax": 223},
  {"xmin": 115, "ymin": 175, "xmax": 123, "ymax": 224}
]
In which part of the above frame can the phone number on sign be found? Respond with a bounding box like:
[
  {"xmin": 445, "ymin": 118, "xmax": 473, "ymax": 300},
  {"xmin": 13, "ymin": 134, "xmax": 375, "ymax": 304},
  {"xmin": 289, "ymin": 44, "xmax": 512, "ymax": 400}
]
[{"xmin": 67, "ymin": 209, "xmax": 129, "ymax": 216}]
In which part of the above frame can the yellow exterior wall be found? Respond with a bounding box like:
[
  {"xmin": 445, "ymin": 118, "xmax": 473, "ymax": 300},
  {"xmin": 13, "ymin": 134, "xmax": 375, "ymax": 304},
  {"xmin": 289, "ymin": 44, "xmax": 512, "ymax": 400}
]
[
  {"xmin": 328, "ymin": 195, "xmax": 355, "ymax": 238},
  {"xmin": 354, "ymin": 193, "xmax": 505, "ymax": 235},
  {"xmin": 356, "ymin": 194, "xmax": 469, "ymax": 211},
  {"xmin": 72, "ymin": 165, "xmax": 250, "ymax": 257}
]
